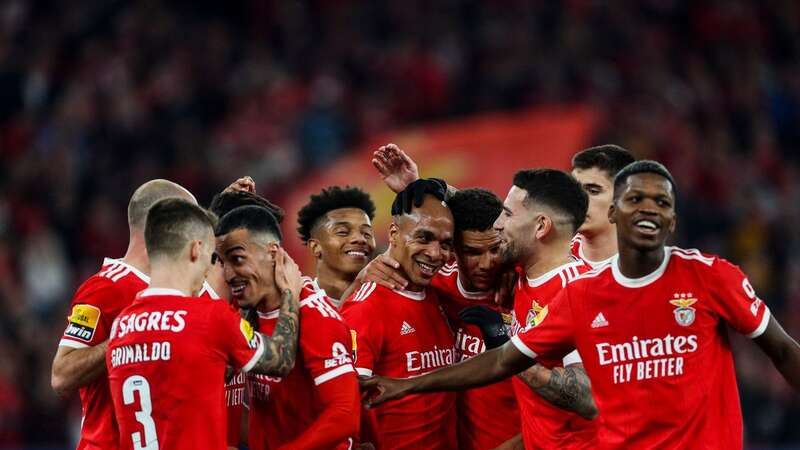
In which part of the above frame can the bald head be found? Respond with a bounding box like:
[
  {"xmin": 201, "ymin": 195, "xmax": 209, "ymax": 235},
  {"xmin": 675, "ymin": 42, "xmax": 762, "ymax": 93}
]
[{"xmin": 128, "ymin": 179, "xmax": 197, "ymax": 231}]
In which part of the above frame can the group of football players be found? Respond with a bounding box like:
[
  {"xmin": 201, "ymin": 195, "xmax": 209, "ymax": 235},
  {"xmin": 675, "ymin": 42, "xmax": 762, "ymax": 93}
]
[{"xmin": 50, "ymin": 142, "xmax": 800, "ymax": 450}]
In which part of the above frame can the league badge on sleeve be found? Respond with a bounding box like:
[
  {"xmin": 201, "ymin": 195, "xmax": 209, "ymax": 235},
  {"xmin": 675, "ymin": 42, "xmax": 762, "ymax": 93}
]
[
  {"xmin": 65, "ymin": 304, "xmax": 101, "ymax": 342},
  {"xmin": 239, "ymin": 319, "xmax": 260, "ymax": 349},
  {"xmin": 669, "ymin": 293, "xmax": 698, "ymax": 327}
]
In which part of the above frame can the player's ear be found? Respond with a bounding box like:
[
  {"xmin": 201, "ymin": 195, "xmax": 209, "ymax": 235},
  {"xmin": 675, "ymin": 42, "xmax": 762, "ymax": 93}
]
[
  {"xmin": 388, "ymin": 221, "xmax": 399, "ymax": 246},
  {"xmin": 535, "ymin": 214, "xmax": 551, "ymax": 240},
  {"xmin": 608, "ymin": 202, "xmax": 617, "ymax": 225},
  {"xmin": 308, "ymin": 239, "xmax": 322, "ymax": 259},
  {"xmin": 668, "ymin": 212, "xmax": 677, "ymax": 234},
  {"xmin": 189, "ymin": 240, "xmax": 202, "ymax": 262}
]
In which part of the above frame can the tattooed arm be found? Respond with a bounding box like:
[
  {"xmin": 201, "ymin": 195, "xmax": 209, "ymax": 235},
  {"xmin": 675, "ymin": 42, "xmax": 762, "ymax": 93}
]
[
  {"xmin": 248, "ymin": 247, "xmax": 302, "ymax": 377},
  {"xmin": 249, "ymin": 288, "xmax": 300, "ymax": 376},
  {"xmin": 517, "ymin": 362, "xmax": 598, "ymax": 419}
]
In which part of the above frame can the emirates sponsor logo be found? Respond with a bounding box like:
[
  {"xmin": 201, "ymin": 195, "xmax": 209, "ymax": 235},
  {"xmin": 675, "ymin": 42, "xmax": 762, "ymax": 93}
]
[
  {"xmin": 405, "ymin": 345, "xmax": 456, "ymax": 372},
  {"xmin": 596, "ymin": 334, "xmax": 699, "ymax": 384}
]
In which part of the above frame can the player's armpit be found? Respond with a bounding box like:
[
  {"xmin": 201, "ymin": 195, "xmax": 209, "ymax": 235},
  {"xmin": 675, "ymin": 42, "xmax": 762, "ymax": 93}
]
[
  {"xmin": 278, "ymin": 375, "xmax": 360, "ymax": 450},
  {"xmin": 249, "ymin": 288, "xmax": 300, "ymax": 377},
  {"xmin": 50, "ymin": 341, "xmax": 108, "ymax": 398},
  {"xmin": 516, "ymin": 363, "xmax": 598, "ymax": 420},
  {"xmin": 754, "ymin": 316, "xmax": 800, "ymax": 391}
]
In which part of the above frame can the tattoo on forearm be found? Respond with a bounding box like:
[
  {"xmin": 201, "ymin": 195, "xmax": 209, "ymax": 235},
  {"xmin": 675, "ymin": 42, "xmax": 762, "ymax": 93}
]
[
  {"xmin": 518, "ymin": 366, "xmax": 597, "ymax": 419},
  {"xmin": 252, "ymin": 289, "xmax": 299, "ymax": 376}
]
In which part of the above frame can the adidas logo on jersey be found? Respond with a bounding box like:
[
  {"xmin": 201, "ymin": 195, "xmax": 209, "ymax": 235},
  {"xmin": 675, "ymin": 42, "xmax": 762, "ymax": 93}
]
[
  {"xmin": 400, "ymin": 321, "xmax": 416, "ymax": 335},
  {"xmin": 591, "ymin": 312, "xmax": 609, "ymax": 328}
]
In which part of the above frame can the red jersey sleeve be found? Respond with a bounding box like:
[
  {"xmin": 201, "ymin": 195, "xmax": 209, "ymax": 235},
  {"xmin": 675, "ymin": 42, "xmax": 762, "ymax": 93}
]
[
  {"xmin": 342, "ymin": 296, "xmax": 382, "ymax": 377},
  {"xmin": 510, "ymin": 286, "xmax": 576, "ymax": 362},
  {"xmin": 300, "ymin": 302, "xmax": 357, "ymax": 385},
  {"xmin": 59, "ymin": 278, "xmax": 118, "ymax": 349},
  {"xmin": 708, "ymin": 258, "xmax": 771, "ymax": 338},
  {"xmin": 212, "ymin": 302, "xmax": 265, "ymax": 372}
]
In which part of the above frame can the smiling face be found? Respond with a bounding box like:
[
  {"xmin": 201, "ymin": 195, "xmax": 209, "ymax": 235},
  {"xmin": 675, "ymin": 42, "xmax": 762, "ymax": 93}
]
[
  {"xmin": 309, "ymin": 207, "xmax": 376, "ymax": 278},
  {"xmin": 456, "ymin": 229, "xmax": 504, "ymax": 292},
  {"xmin": 572, "ymin": 167, "xmax": 615, "ymax": 238},
  {"xmin": 610, "ymin": 173, "xmax": 677, "ymax": 253},
  {"xmin": 389, "ymin": 195, "xmax": 454, "ymax": 291},
  {"xmin": 493, "ymin": 186, "xmax": 537, "ymax": 266},
  {"xmin": 216, "ymin": 228, "xmax": 277, "ymax": 308}
]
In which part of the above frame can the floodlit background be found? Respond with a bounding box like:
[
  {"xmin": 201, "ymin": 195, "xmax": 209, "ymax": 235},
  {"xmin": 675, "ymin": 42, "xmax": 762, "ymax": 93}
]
[{"xmin": 1, "ymin": 1, "xmax": 799, "ymax": 448}]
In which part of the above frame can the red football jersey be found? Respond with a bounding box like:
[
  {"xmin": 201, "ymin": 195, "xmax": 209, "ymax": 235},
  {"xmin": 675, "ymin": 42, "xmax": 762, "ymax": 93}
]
[
  {"xmin": 510, "ymin": 260, "xmax": 598, "ymax": 449},
  {"xmin": 59, "ymin": 258, "xmax": 148, "ymax": 450},
  {"xmin": 247, "ymin": 285, "xmax": 358, "ymax": 450},
  {"xmin": 107, "ymin": 288, "xmax": 264, "ymax": 450},
  {"xmin": 431, "ymin": 262, "xmax": 520, "ymax": 450},
  {"xmin": 342, "ymin": 283, "xmax": 457, "ymax": 450},
  {"xmin": 511, "ymin": 247, "xmax": 772, "ymax": 449},
  {"xmin": 225, "ymin": 370, "xmax": 246, "ymax": 447},
  {"xmin": 570, "ymin": 234, "xmax": 614, "ymax": 269}
]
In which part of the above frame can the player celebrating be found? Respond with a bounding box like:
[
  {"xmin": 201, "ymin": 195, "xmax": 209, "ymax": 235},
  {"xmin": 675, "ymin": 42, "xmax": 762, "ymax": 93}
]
[
  {"xmin": 570, "ymin": 145, "xmax": 635, "ymax": 267},
  {"xmin": 208, "ymin": 182, "xmax": 286, "ymax": 450},
  {"xmin": 51, "ymin": 179, "xmax": 197, "ymax": 450},
  {"xmin": 107, "ymin": 199, "xmax": 301, "ymax": 450},
  {"xmin": 361, "ymin": 161, "xmax": 800, "ymax": 449},
  {"xmin": 492, "ymin": 169, "xmax": 597, "ymax": 449},
  {"xmin": 216, "ymin": 205, "xmax": 360, "ymax": 450},
  {"xmin": 342, "ymin": 180, "xmax": 458, "ymax": 450},
  {"xmin": 297, "ymin": 186, "xmax": 377, "ymax": 307}
]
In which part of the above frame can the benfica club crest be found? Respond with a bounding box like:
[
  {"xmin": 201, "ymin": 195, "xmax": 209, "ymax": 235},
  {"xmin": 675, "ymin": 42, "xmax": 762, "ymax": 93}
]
[
  {"xmin": 669, "ymin": 294, "xmax": 698, "ymax": 327},
  {"xmin": 525, "ymin": 300, "xmax": 545, "ymax": 328}
]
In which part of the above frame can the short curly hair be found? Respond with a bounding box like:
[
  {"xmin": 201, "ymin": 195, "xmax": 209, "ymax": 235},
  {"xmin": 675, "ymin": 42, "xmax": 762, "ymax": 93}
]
[
  {"xmin": 208, "ymin": 191, "xmax": 285, "ymax": 224},
  {"xmin": 447, "ymin": 188, "xmax": 503, "ymax": 233},
  {"xmin": 297, "ymin": 186, "xmax": 376, "ymax": 243}
]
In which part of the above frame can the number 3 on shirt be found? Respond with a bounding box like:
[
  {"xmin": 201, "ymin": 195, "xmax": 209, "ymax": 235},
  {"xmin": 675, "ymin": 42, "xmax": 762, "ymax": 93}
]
[{"xmin": 122, "ymin": 375, "xmax": 160, "ymax": 450}]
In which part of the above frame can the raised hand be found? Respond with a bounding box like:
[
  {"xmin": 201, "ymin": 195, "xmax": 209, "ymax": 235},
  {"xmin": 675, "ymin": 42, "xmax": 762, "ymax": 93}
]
[
  {"xmin": 356, "ymin": 253, "xmax": 408, "ymax": 291},
  {"xmin": 224, "ymin": 176, "xmax": 256, "ymax": 194},
  {"xmin": 372, "ymin": 143, "xmax": 420, "ymax": 193},
  {"xmin": 459, "ymin": 305, "xmax": 510, "ymax": 349},
  {"xmin": 273, "ymin": 247, "xmax": 302, "ymax": 303}
]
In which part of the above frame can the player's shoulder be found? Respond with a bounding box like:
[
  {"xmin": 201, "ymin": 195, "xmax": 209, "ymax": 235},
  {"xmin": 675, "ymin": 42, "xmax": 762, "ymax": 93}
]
[
  {"xmin": 299, "ymin": 288, "xmax": 345, "ymax": 321},
  {"xmin": 437, "ymin": 261, "xmax": 459, "ymax": 278},
  {"xmin": 570, "ymin": 259, "xmax": 614, "ymax": 286},
  {"xmin": 667, "ymin": 246, "xmax": 718, "ymax": 269}
]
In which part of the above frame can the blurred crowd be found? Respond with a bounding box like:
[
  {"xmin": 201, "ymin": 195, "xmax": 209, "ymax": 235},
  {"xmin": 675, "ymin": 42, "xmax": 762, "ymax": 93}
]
[{"xmin": 1, "ymin": 0, "xmax": 799, "ymax": 447}]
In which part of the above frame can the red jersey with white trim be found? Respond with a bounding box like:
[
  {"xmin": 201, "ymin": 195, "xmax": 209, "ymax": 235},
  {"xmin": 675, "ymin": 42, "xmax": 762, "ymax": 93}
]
[
  {"xmin": 510, "ymin": 260, "xmax": 597, "ymax": 450},
  {"xmin": 59, "ymin": 258, "xmax": 148, "ymax": 450},
  {"xmin": 431, "ymin": 262, "xmax": 520, "ymax": 450},
  {"xmin": 511, "ymin": 247, "xmax": 772, "ymax": 449},
  {"xmin": 107, "ymin": 288, "xmax": 264, "ymax": 450},
  {"xmin": 570, "ymin": 234, "xmax": 614, "ymax": 269},
  {"xmin": 225, "ymin": 370, "xmax": 246, "ymax": 447},
  {"xmin": 342, "ymin": 283, "xmax": 457, "ymax": 450},
  {"xmin": 247, "ymin": 284, "xmax": 358, "ymax": 450}
]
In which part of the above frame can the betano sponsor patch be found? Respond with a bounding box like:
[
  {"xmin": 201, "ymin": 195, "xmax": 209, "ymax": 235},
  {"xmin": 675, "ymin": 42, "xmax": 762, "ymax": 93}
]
[{"xmin": 65, "ymin": 304, "xmax": 101, "ymax": 342}]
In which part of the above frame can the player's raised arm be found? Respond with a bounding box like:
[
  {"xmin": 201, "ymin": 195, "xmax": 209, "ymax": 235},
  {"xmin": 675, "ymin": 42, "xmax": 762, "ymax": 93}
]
[
  {"xmin": 754, "ymin": 317, "xmax": 800, "ymax": 391},
  {"xmin": 360, "ymin": 340, "xmax": 533, "ymax": 408},
  {"xmin": 372, "ymin": 143, "xmax": 420, "ymax": 193},
  {"xmin": 248, "ymin": 248, "xmax": 301, "ymax": 377}
]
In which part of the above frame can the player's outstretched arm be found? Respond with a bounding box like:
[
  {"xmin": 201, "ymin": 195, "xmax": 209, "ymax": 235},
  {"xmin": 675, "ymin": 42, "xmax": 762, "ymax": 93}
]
[
  {"xmin": 282, "ymin": 376, "xmax": 361, "ymax": 449},
  {"xmin": 51, "ymin": 342, "xmax": 108, "ymax": 397},
  {"xmin": 517, "ymin": 363, "xmax": 598, "ymax": 419},
  {"xmin": 249, "ymin": 249, "xmax": 301, "ymax": 377},
  {"xmin": 754, "ymin": 316, "xmax": 800, "ymax": 391},
  {"xmin": 360, "ymin": 340, "xmax": 533, "ymax": 408}
]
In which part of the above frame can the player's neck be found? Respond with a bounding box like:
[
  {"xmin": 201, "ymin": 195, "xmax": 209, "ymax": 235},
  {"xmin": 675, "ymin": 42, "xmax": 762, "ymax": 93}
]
[
  {"xmin": 524, "ymin": 242, "xmax": 573, "ymax": 280},
  {"xmin": 617, "ymin": 245, "xmax": 666, "ymax": 279},
  {"xmin": 148, "ymin": 263, "xmax": 194, "ymax": 296},
  {"xmin": 258, "ymin": 285, "xmax": 282, "ymax": 312},
  {"xmin": 316, "ymin": 263, "xmax": 352, "ymax": 300},
  {"xmin": 122, "ymin": 231, "xmax": 150, "ymax": 275},
  {"xmin": 581, "ymin": 228, "xmax": 617, "ymax": 262}
]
